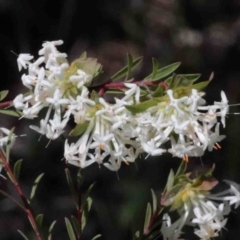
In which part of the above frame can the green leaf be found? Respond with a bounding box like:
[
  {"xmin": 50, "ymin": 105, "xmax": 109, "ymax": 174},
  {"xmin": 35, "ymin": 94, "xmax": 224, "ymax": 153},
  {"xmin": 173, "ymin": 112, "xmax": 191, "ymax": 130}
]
[
  {"xmin": 6, "ymin": 128, "xmax": 15, "ymax": 163},
  {"xmin": 36, "ymin": 214, "xmax": 44, "ymax": 229},
  {"xmin": 65, "ymin": 168, "xmax": 78, "ymax": 208},
  {"xmin": 176, "ymin": 161, "xmax": 187, "ymax": 177},
  {"xmin": 67, "ymin": 55, "xmax": 102, "ymax": 80},
  {"xmin": 71, "ymin": 215, "xmax": 81, "ymax": 237},
  {"xmin": 87, "ymin": 197, "xmax": 93, "ymax": 212},
  {"xmin": 192, "ymin": 80, "xmax": 210, "ymax": 91},
  {"xmin": 135, "ymin": 231, "xmax": 140, "ymax": 239},
  {"xmin": 165, "ymin": 74, "xmax": 177, "ymax": 89},
  {"xmin": 13, "ymin": 159, "xmax": 23, "ymax": 181},
  {"xmin": 86, "ymin": 183, "xmax": 95, "ymax": 196},
  {"xmin": 81, "ymin": 210, "xmax": 87, "ymax": 231},
  {"xmin": 65, "ymin": 217, "xmax": 77, "ymax": 240},
  {"xmin": 178, "ymin": 74, "xmax": 201, "ymax": 83},
  {"xmin": 80, "ymin": 51, "xmax": 87, "ymax": 59},
  {"xmin": 125, "ymin": 99, "xmax": 159, "ymax": 114},
  {"xmin": 143, "ymin": 203, "xmax": 152, "ymax": 233},
  {"xmin": 0, "ymin": 90, "xmax": 9, "ymax": 101},
  {"xmin": 151, "ymin": 58, "xmax": 159, "ymax": 80},
  {"xmin": 92, "ymin": 234, "xmax": 102, "ymax": 240},
  {"xmin": 166, "ymin": 169, "xmax": 175, "ymax": 191},
  {"xmin": 17, "ymin": 230, "xmax": 29, "ymax": 240},
  {"xmin": 30, "ymin": 173, "xmax": 44, "ymax": 200},
  {"xmin": 105, "ymin": 90, "xmax": 124, "ymax": 95},
  {"xmin": 0, "ymin": 109, "xmax": 22, "ymax": 117},
  {"xmin": 69, "ymin": 121, "xmax": 89, "ymax": 137},
  {"xmin": 152, "ymin": 85, "xmax": 164, "ymax": 98},
  {"xmin": 48, "ymin": 220, "xmax": 57, "ymax": 240},
  {"xmin": 145, "ymin": 62, "xmax": 181, "ymax": 81},
  {"xmin": 126, "ymin": 54, "xmax": 134, "ymax": 80},
  {"xmin": 111, "ymin": 56, "xmax": 142, "ymax": 81},
  {"xmin": 151, "ymin": 189, "xmax": 157, "ymax": 213}
]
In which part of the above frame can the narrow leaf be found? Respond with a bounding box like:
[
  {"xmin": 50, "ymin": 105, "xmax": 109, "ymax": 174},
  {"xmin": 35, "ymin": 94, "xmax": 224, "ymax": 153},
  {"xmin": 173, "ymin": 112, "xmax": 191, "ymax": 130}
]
[
  {"xmin": 36, "ymin": 214, "xmax": 44, "ymax": 229},
  {"xmin": 13, "ymin": 159, "xmax": 23, "ymax": 181},
  {"xmin": 0, "ymin": 90, "xmax": 9, "ymax": 101},
  {"xmin": 87, "ymin": 197, "xmax": 93, "ymax": 212},
  {"xmin": 176, "ymin": 161, "xmax": 187, "ymax": 177},
  {"xmin": 65, "ymin": 217, "xmax": 77, "ymax": 240},
  {"xmin": 0, "ymin": 109, "xmax": 22, "ymax": 117},
  {"xmin": 30, "ymin": 173, "xmax": 44, "ymax": 200},
  {"xmin": 143, "ymin": 203, "xmax": 152, "ymax": 233},
  {"xmin": 17, "ymin": 230, "xmax": 29, "ymax": 240},
  {"xmin": 65, "ymin": 168, "xmax": 78, "ymax": 208},
  {"xmin": 111, "ymin": 57, "xmax": 142, "ymax": 81},
  {"xmin": 135, "ymin": 231, "xmax": 140, "ymax": 239},
  {"xmin": 126, "ymin": 54, "xmax": 133, "ymax": 80},
  {"xmin": 145, "ymin": 62, "xmax": 181, "ymax": 81},
  {"xmin": 81, "ymin": 210, "xmax": 86, "ymax": 231},
  {"xmin": 178, "ymin": 74, "xmax": 201, "ymax": 83},
  {"xmin": 71, "ymin": 215, "xmax": 81, "ymax": 237},
  {"xmin": 152, "ymin": 85, "xmax": 164, "ymax": 98},
  {"xmin": 151, "ymin": 58, "xmax": 159, "ymax": 80},
  {"xmin": 48, "ymin": 220, "xmax": 57, "ymax": 240},
  {"xmin": 69, "ymin": 122, "xmax": 89, "ymax": 137},
  {"xmin": 6, "ymin": 128, "xmax": 15, "ymax": 163},
  {"xmin": 87, "ymin": 183, "xmax": 95, "ymax": 195},
  {"xmin": 125, "ymin": 99, "xmax": 159, "ymax": 114},
  {"xmin": 151, "ymin": 189, "xmax": 157, "ymax": 213},
  {"xmin": 166, "ymin": 169, "xmax": 175, "ymax": 191},
  {"xmin": 192, "ymin": 80, "xmax": 210, "ymax": 91},
  {"xmin": 92, "ymin": 234, "xmax": 102, "ymax": 240}
]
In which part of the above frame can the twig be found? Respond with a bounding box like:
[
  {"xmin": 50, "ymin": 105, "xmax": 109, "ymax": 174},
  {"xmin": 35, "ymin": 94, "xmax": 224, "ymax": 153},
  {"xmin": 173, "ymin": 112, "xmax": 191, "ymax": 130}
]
[
  {"xmin": 0, "ymin": 101, "xmax": 12, "ymax": 109},
  {"xmin": 0, "ymin": 150, "xmax": 42, "ymax": 240}
]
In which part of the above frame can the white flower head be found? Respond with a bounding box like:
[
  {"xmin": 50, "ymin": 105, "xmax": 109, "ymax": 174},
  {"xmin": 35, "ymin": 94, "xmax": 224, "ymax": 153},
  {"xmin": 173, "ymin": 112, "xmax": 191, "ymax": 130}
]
[{"xmin": 17, "ymin": 54, "xmax": 33, "ymax": 71}]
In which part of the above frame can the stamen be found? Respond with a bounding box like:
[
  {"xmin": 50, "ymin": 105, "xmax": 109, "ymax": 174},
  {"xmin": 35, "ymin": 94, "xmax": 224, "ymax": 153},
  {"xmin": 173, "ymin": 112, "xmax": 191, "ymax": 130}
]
[
  {"xmin": 213, "ymin": 145, "xmax": 218, "ymax": 150},
  {"xmin": 10, "ymin": 50, "xmax": 19, "ymax": 57},
  {"xmin": 183, "ymin": 155, "xmax": 189, "ymax": 162},
  {"xmin": 124, "ymin": 161, "xmax": 129, "ymax": 166},
  {"xmin": 45, "ymin": 139, "xmax": 51, "ymax": 148},
  {"xmin": 216, "ymin": 143, "xmax": 221, "ymax": 149}
]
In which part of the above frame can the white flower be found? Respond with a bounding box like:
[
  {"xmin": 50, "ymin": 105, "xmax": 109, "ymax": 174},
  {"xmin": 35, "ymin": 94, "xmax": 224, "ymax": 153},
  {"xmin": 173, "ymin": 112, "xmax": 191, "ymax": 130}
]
[
  {"xmin": 214, "ymin": 91, "xmax": 229, "ymax": 127},
  {"xmin": 38, "ymin": 40, "xmax": 64, "ymax": 58},
  {"xmin": 17, "ymin": 54, "xmax": 33, "ymax": 71},
  {"xmin": 46, "ymin": 89, "xmax": 69, "ymax": 109},
  {"xmin": 160, "ymin": 214, "xmax": 185, "ymax": 240},
  {"xmin": 0, "ymin": 128, "xmax": 15, "ymax": 147},
  {"xmin": 223, "ymin": 180, "xmax": 240, "ymax": 208},
  {"xmin": 13, "ymin": 94, "xmax": 32, "ymax": 110},
  {"xmin": 124, "ymin": 83, "xmax": 141, "ymax": 102}
]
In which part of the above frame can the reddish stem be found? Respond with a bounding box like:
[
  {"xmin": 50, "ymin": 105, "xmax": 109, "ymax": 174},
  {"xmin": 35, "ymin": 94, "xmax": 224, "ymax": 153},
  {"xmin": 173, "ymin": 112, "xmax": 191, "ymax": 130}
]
[
  {"xmin": 77, "ymin": 180, "xmax": 83, "ymax": 240},
  {"xmin": 143, "ymin": 206, "xmax": 161, "ymax": 236},
  {"xmin": 0, "ymin": 150, "xmax": 42, "ymax": 240},
  {"xmin": 105, "ymin": 80, "xmax": 155, "ymax": 89},
  {"xmin": 0, "ymin": 101, "xmax": 12, "ymax": 109},
  {"xmin": 98, "ymin": 80, "xmax": 168, "ymax": 96}
]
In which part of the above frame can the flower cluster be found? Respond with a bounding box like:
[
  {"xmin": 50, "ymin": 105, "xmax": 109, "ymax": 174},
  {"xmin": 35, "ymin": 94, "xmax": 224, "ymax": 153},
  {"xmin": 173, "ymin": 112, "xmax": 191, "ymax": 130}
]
[
  {"xmin": 14, "ymin": 40, "xmax": 229, "ymax": 171},
  {"xmin": 160, "ymin": 165, "xmax": 240, "ymax": 240}
]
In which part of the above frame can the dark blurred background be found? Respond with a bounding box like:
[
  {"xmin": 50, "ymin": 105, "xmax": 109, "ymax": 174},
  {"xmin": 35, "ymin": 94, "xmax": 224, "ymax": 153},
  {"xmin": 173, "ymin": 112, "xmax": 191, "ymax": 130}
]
[{"xmin": 0, "ymin": 0, "xmax": 240, "ymax": 239}]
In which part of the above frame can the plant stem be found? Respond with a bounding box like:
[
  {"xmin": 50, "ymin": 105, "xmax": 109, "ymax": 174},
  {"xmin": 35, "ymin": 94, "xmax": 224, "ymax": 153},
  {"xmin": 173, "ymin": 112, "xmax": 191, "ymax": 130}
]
[
  {"xmin": 77, "ymin": 186, "xmax": 82, "ymax": 240},
  {"xmin": 143, "ymin": 206, "xmax": 162, "ymax": 236},
  {"xmin": 98, "ymin": 80, "xmax": 168, "ymax": 96},
  {"xmin": 0, "ymin": 150, "xmax": 42, "ymax": 240},
  {"xmin": 0, "ymin": 101, "xmax": 12, "ymax": 109}
]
